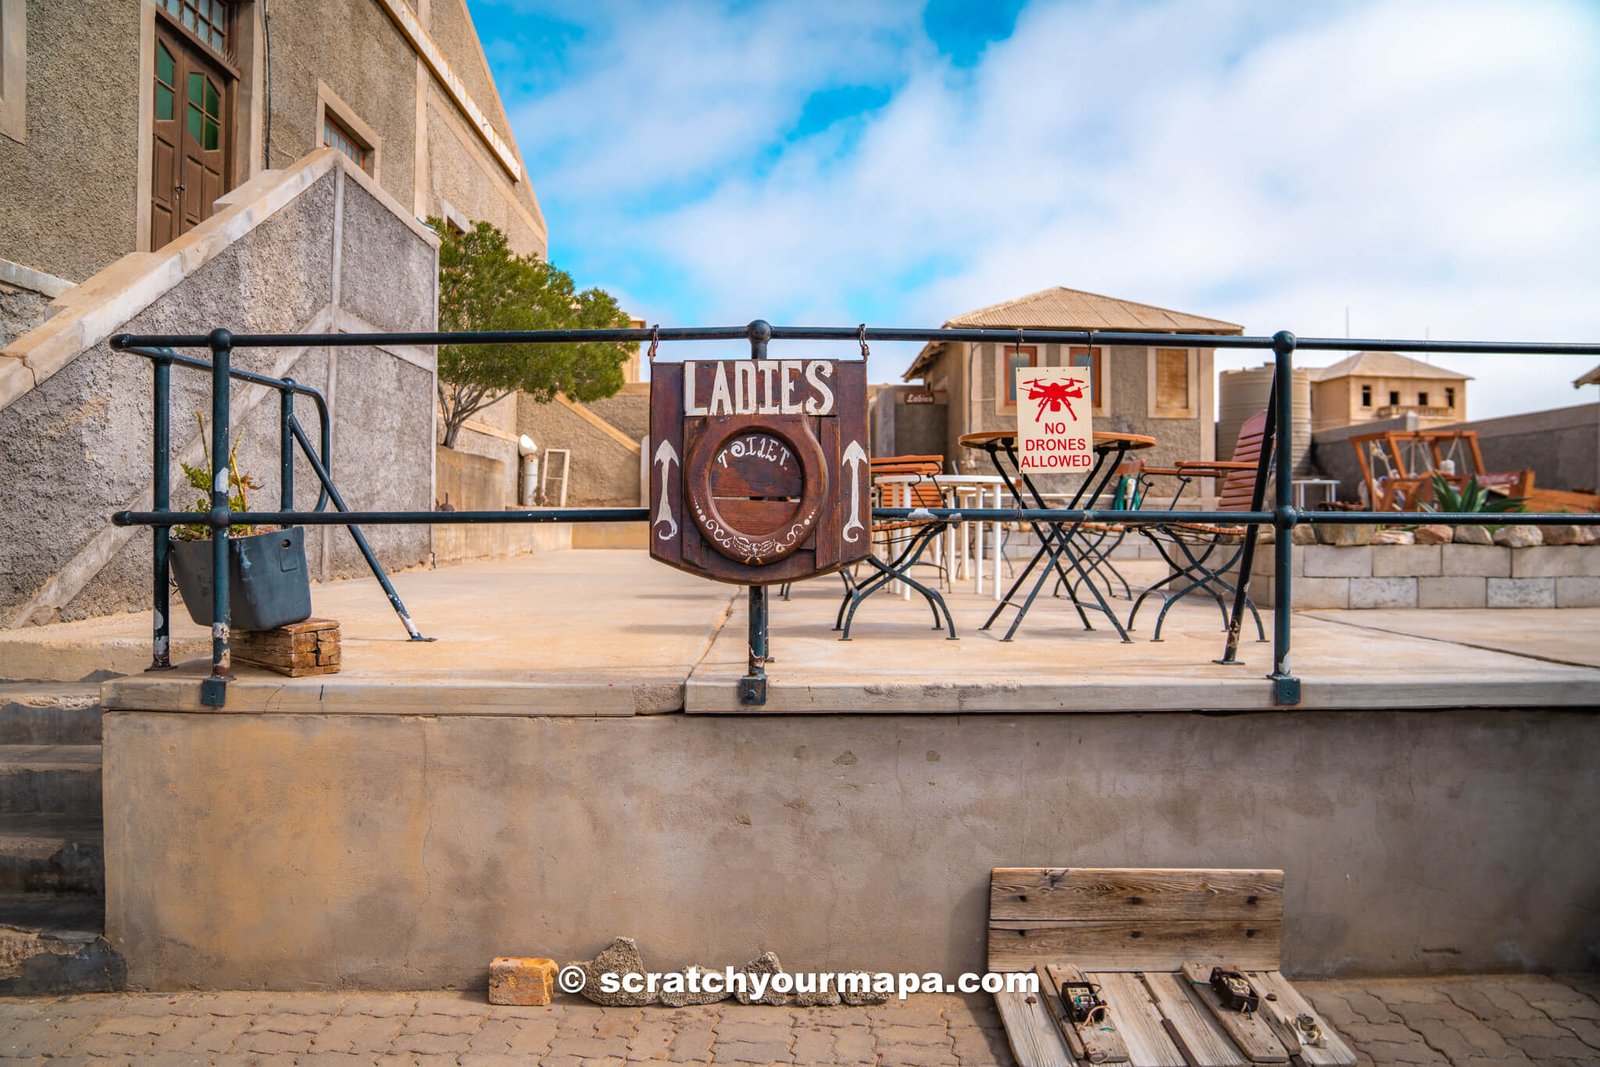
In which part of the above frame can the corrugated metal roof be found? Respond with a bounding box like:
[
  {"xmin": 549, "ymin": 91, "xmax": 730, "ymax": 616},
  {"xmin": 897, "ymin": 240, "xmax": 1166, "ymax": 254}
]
[
  {"xmin": 1308, "ymin": 351, "xmax": 1472, "ymax": 383},
  {"xmin": 904, "ymin": 287, "xmax": 1242, "ymax": 380}
]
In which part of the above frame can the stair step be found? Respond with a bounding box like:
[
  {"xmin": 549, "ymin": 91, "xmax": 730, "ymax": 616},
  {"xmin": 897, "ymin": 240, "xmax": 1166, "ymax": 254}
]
[
  {"xmin": 0, "ymin": 683, "xmax": 103, "ymax": 744},
  {"xmin": 0, "ymin": 892, "xmax": 120, "ymax": 995},
  {"xmin": 0, "ymin": 814, "xmax": 104, "ymax": 893},
  {"xmin": 0, "ymin": 745, "xmax": 102, "ymax": 813},
  {"xmin": 0, "ymin": 890, "xmax": 103, "ymax": 939}
]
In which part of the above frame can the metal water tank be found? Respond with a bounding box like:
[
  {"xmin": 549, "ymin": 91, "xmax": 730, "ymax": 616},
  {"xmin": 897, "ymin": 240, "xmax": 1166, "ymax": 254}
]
[{"xmin": 1218, "ymin": 363, "xmax": 1312, "ymax": 475}]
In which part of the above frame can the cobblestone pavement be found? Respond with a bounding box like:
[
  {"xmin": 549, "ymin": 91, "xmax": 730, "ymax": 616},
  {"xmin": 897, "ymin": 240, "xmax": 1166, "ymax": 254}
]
[{"xmin": 0, "ymin": 974, "xmax": 1596, "ymax": 1065}]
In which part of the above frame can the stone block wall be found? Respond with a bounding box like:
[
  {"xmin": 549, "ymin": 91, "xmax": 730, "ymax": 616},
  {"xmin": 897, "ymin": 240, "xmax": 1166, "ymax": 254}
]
[{"xmin": 1252, "ymin": 542, "xmax": 1600, "ymax": 609}]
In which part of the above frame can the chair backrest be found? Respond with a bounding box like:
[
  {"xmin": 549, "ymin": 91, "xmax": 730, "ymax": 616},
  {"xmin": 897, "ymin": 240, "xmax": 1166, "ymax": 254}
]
[
  {"xmin": 1218, "ymin": 411, "xmax": 1270, "ymax": 512},
  {"xmin": 870, "ymin": 455, "xmax": 946, "ymax": 520}
]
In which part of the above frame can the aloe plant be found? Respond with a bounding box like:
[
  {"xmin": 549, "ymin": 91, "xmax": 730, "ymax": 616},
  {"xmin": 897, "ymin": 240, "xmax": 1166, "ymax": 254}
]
[
  {"xmin": 1423, "ymin": 474, "xmax": 1524, "ymax": 515},
  {"xmin": 174, "ymin": 413, "xmax": 264, "ymax": 541}
]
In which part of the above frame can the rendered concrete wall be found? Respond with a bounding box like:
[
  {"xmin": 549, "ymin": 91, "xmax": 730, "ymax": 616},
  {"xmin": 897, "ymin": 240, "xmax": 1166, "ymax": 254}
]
[
  {"xmin": 433, "ymin": 445, "xmax": 562, "ymax": 564},
  {"xmin": 0, "ymin": 157, "xmax": 436, "ymax": 626},
  {"xmin": 1450, "ymin": 403, "xmax": 1600, "ymax": 495},
  {"xmin": 0, "ymin": 0, "xmax": 142, "ymax": 282},
  {"xmin": 517, "ymin": 395, "xmax": 642, "ymax": 508},
  {"xmin": 104, "ymin": 707, "xmax": 1600, "ymax": 991}
]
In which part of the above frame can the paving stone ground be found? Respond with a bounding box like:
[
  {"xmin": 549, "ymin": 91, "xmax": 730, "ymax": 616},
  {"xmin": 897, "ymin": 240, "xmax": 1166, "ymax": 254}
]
[{"xmin": 1, "ymin": 975, "xmax": 1597, "ymax": 1065}]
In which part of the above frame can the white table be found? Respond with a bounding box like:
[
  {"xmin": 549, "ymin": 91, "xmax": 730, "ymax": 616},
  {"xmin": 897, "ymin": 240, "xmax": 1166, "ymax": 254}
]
[{"xmin": 875, "ymin": 474, "xmax": 1007, "ymax": 599}]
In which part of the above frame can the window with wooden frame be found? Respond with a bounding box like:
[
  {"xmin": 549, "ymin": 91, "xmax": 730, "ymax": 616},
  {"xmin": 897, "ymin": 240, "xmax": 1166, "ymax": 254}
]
[
  {"xmin": 1149, "ymin": 347, "xmax": 1197, "ymax": 418},
  {"xmin": 1000, "ymin": 345, "xmax": 1038, "ymax": 409},
  {"xmin": 1361, "ymin": 384, "xmax": 1373, "ymax": 407},
  {"xmin": 158, "ymin": 0, "xmax": 233, "ymax": 56},
  {"xmin": 1445, "ymin": 386, "xmax": 1456, "ymax": 408},
  {"xmin": 1067, "ymin": 346, "xmax": 1108, "ymax": 416},
  {"xmin": 323, "ymin": 111, "xmax": 373, "ymax": 173}
]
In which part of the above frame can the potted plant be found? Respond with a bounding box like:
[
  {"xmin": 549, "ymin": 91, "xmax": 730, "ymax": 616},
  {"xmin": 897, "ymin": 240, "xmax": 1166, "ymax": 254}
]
[{"xmin": 168, "ymin": 416, "xmax": 312, "ymax": 631}]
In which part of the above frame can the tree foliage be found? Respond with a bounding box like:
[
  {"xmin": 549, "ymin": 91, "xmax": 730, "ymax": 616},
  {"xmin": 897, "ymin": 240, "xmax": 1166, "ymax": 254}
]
[{"xmin": 432, "ymin": 219, "xmax": 633, "ymax": 447}]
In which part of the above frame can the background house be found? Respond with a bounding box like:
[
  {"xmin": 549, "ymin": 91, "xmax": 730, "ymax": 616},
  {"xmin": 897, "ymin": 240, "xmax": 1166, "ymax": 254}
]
[
  {"xmin": 1307, "ymin": 351, "xmax": 1469, "ymax": 431},
  {"xmin": 896, "ymin": 287, "xmax": 1241, "ymax": 477}
]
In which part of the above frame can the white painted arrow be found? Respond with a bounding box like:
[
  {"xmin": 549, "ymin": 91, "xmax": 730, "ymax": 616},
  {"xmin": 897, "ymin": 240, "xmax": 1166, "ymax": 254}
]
[
  {"xmin": 842, "ymin": 439, "xmax": 867, "ymax": 543},
  {"xmin": 653, "ymin": 439, "xmax": 680, "ymax": 541}
]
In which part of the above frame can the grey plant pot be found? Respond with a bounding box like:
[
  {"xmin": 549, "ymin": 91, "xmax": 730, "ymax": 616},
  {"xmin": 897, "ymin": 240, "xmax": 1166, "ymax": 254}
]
[{"xmin": 170, "ymin": 527, "xmax": 313, "ymax": 630}]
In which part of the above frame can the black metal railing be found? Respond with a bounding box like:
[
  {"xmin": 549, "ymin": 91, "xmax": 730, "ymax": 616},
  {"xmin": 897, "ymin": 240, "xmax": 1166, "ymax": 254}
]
[{"xmin": 109, "ymin": 324, "xmax": 1600, "ymax": 709}]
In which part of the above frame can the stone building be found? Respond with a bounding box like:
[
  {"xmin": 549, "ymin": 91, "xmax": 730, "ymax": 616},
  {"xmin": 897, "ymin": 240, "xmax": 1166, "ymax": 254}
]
[
  {"xmin": 900, "ymin": 286, "xmax": 1240, "ymax": 475},
  {"xmin": 0, "ymin": 0, "xmax": 550, "ymax": 622},
  {"xmin": 1308, "ymin": 351, "xmax": 1469, "ymax": 431},
  {"xmin": 1, "ymin": 0, "xmax": 544, "ymax": 345}
]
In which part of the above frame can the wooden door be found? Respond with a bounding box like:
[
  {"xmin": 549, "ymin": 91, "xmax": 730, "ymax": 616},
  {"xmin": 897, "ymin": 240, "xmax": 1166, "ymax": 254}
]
[{"xmin": 150, "ymin": 16, "xmax": 232, "ymax": 249}]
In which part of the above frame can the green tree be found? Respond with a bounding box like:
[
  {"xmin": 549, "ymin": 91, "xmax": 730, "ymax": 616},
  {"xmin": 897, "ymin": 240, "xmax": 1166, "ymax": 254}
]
[{"xmin": 432, "ymin": 219, "xmax": 633, "ymax": 447}]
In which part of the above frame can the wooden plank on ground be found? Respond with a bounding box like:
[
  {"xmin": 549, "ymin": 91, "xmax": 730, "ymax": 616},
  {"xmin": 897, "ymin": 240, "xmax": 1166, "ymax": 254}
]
[
  {"xmin": 1045, "ymin": 964, "xmax": 1131, "ymax": 1065},
  {"xmin": 996, "ymin": 989, "xmax": 1078, "ymax": 1067},
  {"xmin": 1179, "ymin": 964, "xmax": 1287, "ymax": 1065},
  {"xmin": 1249, "ymin": 972, "xmax": 1356, "ymax": 1067},
  {"xmin": 1140, "ymin": 971, "xmax": 1248, "ymax": 1067},
  {"xmin": 1088, "ymin": 971, "xmax": 1185, "ymax": 1067},
  {"xmin": 1036, "ymin": 965, "xmax": 1090, "ymax": 1064},
  {"xmin": 989, "ymin": 919, "xmax": 1281, "ymax": 974},
  {"xmin": 991, "ymin": 869, "xmax": 1285, "ymax": 923}
]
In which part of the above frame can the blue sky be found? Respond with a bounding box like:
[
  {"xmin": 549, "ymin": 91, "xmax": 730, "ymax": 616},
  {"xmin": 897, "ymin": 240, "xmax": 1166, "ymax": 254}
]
[{"xmin": 466, "ymin": 0, "xmax": 1600, "ymax": 419}]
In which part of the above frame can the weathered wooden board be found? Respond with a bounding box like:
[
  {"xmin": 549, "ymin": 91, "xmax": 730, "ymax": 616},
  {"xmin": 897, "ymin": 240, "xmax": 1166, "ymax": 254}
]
[
  {"xmin": 1046, "ymin": 963, "xmax": 1130, "ymax": 1065},
  {"xmin": 991, "ymin": 869, "xmax": 1285, "ymax": 924},
  {"xmin": 1249, "ymin": 971, "xmax": 1356, "ymax": 1067},
  {"xmin": 1179, "ymin": 964, "xmax": 1287, "ymax": 1065},
  {"xmin": 989, "ymin": 919, "xmax": 1281, "ymax": 974},
  {"xmin": 1036, "ymin": 965, "xmax": 1090, "ymax": 1064},
  {"xmin": 1088, "ymin": 972, "xmax": 1185, "ymax": 1067},
  {"xmin": 996, "ymin": 989, "xmax": 1077, "ymax": 1067},
  {"xmin": 1140, "ymin": 971, "xmax": 1248, "ymax": 1067},
  {"xmin": 989, "ymin": 868, "xmax": 1283, "ymax": 973}
]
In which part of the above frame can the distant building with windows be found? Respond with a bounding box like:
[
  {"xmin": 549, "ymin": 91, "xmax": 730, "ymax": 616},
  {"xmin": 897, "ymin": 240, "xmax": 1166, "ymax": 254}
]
[
  {"xmin": 1307, "ymin": 351, "xmax": 1469, "ymax": 431},
  {"xmin": 897, "ymin": 287, "xmax": 1241, "ymax": 473}
]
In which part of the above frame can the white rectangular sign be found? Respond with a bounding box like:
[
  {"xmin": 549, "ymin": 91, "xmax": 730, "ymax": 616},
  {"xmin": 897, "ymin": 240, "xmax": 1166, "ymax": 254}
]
[{"xmin": 1015, "ymin": 366, "xmax": 1093, "ymax": 472}]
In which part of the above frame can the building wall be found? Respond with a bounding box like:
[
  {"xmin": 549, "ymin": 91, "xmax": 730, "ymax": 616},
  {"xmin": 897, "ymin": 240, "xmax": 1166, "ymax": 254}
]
[
  {"xmin": 0, "ymin": 0, "xmax": 144, "ymax": 282},
  {"xmin": 948, "ymin": 341, "xmax": 1213, "ymax": 491},
  {"xmin": 263, "ymin": 0, "xmax": 419, "ymax": 209},
  {"xmin": 104, "ymin": 706, "xmax": 1600, "ymax": 989},
  {"xmin": 1312, "ymin": 375, "xmax": 1466, "ymax": 431},
  {"xmin": 0, "ymin": 0, "xmax": 544, "ymax": 287},
  {"xmin": 516, "ymin": 394, "xmax": 643, "ymax": 508},
  {"xmin": 0, "ymin": 155, "xmax": 437, "ymax": 627}
]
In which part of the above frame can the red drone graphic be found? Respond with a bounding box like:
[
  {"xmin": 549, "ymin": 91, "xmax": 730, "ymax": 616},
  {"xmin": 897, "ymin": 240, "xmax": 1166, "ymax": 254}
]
[{"xmin": 1024, "ymin": 377, "xmax": 1086, "ymax": 421}]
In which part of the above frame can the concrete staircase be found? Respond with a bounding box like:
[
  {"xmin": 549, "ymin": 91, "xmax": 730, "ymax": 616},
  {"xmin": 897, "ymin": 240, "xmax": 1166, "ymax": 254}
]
[{"xmin": 0, "ymin": 683, "xmax": 123, "ymax": 992}]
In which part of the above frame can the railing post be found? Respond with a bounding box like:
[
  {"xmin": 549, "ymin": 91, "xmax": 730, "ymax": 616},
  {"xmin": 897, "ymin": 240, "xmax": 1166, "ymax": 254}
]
[
  {"xmin": 201, "ymin": 328, "xmax": 233, "ymax": 708},
  {"xmin": 1269, "ymin": 330, "xmax": 1301, "ymax": 704},
  {"xmin": 279, "ymin": 379, "xmax": 296, "ymax": 511},
  {"xmin": 739, "ymin": 585, "xmax": 769, "ymax": 706},
  {"xmin": 149, "ymin": 351, "xmax": 174, "ymax": 671}
]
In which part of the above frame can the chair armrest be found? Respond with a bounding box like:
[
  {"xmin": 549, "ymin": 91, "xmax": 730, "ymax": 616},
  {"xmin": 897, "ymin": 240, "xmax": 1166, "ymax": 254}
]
[{"xmin": 1175, "ymin": 460, "xmax": 1256, "ymax": 473}]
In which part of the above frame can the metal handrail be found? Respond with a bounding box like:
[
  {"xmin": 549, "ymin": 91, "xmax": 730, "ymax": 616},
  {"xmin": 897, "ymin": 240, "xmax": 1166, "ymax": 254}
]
[{"xmin": 109, "ymin": 323, "xmax": 1600, "ymax": 708}]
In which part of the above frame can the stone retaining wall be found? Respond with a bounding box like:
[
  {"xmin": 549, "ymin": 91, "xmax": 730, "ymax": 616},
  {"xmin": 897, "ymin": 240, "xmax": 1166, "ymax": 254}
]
[{"xmin": 1252, "ymin": 543, "xmax": 1600, "ymax": 609}]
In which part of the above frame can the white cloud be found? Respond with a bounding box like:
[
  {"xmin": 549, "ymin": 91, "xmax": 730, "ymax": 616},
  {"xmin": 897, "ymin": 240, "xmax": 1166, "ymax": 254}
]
[{"xmin": 506, "ymin": 0, "xmax": 1600, "ymax": 418}]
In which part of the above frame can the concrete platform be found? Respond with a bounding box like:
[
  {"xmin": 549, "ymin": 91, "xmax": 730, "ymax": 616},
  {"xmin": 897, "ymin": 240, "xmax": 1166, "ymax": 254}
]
[
  {"xmin": 26, "ymin": 552, "xmax": 1595, "ymax": 987},
  {"xmin": 2, "ymin": 551, "xmax": 1598, "ymax": 714}
]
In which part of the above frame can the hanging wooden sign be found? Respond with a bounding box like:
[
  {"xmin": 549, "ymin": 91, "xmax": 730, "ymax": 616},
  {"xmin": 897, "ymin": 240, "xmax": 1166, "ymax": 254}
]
[{"xmin": 650, "ymin": 358, "xmax": 870, "ymax": 585}]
